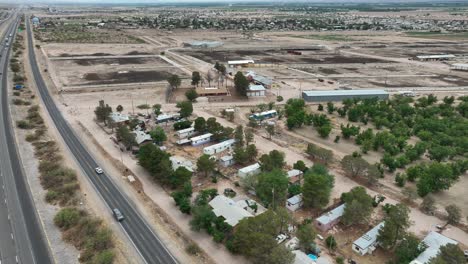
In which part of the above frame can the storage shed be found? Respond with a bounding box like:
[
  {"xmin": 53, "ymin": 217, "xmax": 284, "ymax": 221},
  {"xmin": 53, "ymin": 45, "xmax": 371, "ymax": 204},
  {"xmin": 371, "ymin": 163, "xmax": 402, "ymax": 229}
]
[
  {"xmin": 302, "ymin": 89, "xmax": 389, "ymax": 102},
  {"xmin": 219, "ymin": 155, "xmax": 235, "ymax": 167},
  {"xmin": 286, "ymin": 194, "xmax": 303, "ymax": 212},
  {"xmin": 247, "ymin": 84, "xmax": 266, "ymax": 97}
]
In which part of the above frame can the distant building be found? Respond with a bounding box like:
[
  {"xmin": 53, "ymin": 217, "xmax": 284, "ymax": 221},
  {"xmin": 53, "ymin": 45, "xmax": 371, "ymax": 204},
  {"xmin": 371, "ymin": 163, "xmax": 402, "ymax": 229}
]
[
  {"xmin": 238, "ymin": 163, "xmax": 261, "ymax": 178},
  {"xmin": 203, "ymin": 139, "xmax": 236, "ymax": 155},
  {"xmin": 315, "ymin": 204, "xmax": 346, "ymax": 232},
  {"xmin": 183, "ymin": 41, "xmax": 223, "ymax": 48},
  {"xmin": 132, "ymin": 130, "xmax": 152, "ymax": 146},
  {"xmin": 410, "ymin": 232, "xmax": 458, "ymax": 264},
  {"xmin": 209, "ymin": 195, "xmax": 252, "ymax": 226},
  {"xmin": 286, "ymin": 194, "xmax": 303, "ymax": 212},
  {"xmin": 451, "ymin": 63, "xmax": 468, "ymax": 71},
  {"xmin": 302, "ymin": 89, "xmax": 389, "ymax": 102},
  {"xmin": 247, "ymin": 84, "xmax": 266, "ymax": 97},
  {"xmin": 196, "ymin": 87, "xmax": 228, "ymax": 97},
  {"xmin": 109, "ymin": 112, "xmax": 130, "ymax": 124},
  {"xmin": 352, "ymin": 222, "xmax": 385, "ymax": 256},
  {"xmin": 228, "ymin": 59, "xmax": 254, "ymax": 68},
  {"xmin": 170, "ymin": 156, "xmax": 195, "ymax": 173},
  {"xmin": 415, "ymin": 54, "xmax": 455, "ymax": 61},
  {"xmin": 246, "ymin": 71, "xmax": 273, "ymax": 89},
  {"xmin": 190, "ymin": 133, "xmax": 213, "ymax": 146},
  {"xmin": 219, "ymin": 155, "xmax": 235, "ymax": 167},
  {"xmin": 32, "ymin": 17, "xmax": 40, "ymax": 26},
  {"xmin": 156, "ymin": 113, "xmax": 180, "ymax": 124},
  {"xmin": 176, "ymin": 127, "xmax": 196, "ymax": 139}
]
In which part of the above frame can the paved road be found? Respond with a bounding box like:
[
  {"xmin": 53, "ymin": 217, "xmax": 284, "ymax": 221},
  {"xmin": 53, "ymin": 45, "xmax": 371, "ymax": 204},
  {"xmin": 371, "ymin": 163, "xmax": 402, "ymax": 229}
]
[
  {"xmin": 26, "ymin": 19, "xmax": 178, "ymax": 264},
  {"xmin": 0, "ymin": 14, "xmax": 53, "ymax": 264}
]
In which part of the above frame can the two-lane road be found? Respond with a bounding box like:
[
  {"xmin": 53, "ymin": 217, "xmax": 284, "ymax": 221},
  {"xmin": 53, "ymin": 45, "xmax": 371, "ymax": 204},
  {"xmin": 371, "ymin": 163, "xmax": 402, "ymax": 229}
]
[
  {"xmin": 26, "ymin": 18, "xmax": 178, "ymax": 264},
  {"xmin": 0, "ymin": 14, "xmax": 53, "ymax": 264}
]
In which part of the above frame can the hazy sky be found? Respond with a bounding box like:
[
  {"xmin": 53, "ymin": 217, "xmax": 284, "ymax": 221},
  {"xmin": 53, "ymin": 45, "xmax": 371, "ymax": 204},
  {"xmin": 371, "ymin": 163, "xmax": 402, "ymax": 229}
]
[{"xmin": 12, "ymin": 0, "xmax": 459, "ymax": 3}]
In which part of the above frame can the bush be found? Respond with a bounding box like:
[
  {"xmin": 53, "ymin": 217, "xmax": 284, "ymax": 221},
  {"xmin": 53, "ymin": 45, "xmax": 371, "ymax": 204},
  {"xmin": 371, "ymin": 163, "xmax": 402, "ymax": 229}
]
[
  {"xmin": 12, "ymin": 98, "xmax": 27, "ymax": 105},
  {"xmin": 276, "ymin": 96, "xmax": 283, "ymax": 102},
  {"xmin": 13, "ymin": 91, "xmax": 20, "ymax": 96},
  {"xmin": 336, "ymin": 256, "xmax": 344, "ymax": 264},
  {"xmin": 186, "ymin": 243, "xmax": 201, "ymax": 255},
  {"xmin": 54, "ymin": 207, "xmax": 81, "ymax": 230},
  {"xmin": 395, "ymin": 173, "xmax": 406, "ymax": 187},
  {"xmin": 16, "ymin": 120, "xmax": 32, "ymax": 129},
  {"xmin": 136, "ymin": 104, "xmax": 150, "ymax": 109},
  {"xmin": 92, "ymin": 249, "xmax": 114, "ymax": 264}
]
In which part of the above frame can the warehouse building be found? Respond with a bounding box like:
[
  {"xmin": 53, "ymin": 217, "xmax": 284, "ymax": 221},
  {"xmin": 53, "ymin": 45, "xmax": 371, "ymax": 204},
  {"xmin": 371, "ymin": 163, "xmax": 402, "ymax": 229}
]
[
  {"xmin": 302, "ymin": 89, "xmax": 389, "ymax": 102},
  {"xmin": 451, "ymin": 63, "xmax": 468, "ymax": 71}
]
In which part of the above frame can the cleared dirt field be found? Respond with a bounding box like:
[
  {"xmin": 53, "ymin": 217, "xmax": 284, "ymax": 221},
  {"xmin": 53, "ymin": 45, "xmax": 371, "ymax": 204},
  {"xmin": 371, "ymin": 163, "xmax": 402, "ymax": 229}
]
[
  {"xmin": 82, "ymin": 70, "xmax": 175, "ymax": 85},
  {"xmin": 179, "ymin": 49, "xmax": 388, "ymax": 65}
]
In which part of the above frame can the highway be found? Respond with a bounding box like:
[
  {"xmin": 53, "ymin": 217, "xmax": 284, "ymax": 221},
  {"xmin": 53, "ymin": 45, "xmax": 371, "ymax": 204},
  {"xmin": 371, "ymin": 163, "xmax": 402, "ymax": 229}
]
[
  {"xmin": 0, "ymin": 13, "xmax": 53, "ymax": 264},
  {"xmin": 25, "ymin": 18, "xmax": 178, "ymax": 264}
]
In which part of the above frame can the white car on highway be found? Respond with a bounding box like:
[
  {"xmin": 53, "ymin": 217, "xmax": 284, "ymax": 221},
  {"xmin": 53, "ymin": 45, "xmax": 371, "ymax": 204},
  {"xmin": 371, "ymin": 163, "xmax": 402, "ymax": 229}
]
[{"xmin": 95, "ymin": 167, "xmax": 103, "ymax": 174}]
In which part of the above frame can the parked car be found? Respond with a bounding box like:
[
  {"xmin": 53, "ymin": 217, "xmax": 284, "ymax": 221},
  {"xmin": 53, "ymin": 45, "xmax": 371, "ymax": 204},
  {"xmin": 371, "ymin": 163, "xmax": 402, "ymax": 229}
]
[
  {"xmin": 113, "ymin": 208, "xmax": 125, "ymax": 222},
  {"xmin": 276, "ymin": 234, "xmax": 287, "ymax": 244},
  {"xmin": 95, "ymin": 167, "xmax": 104, "ymax": 174}
]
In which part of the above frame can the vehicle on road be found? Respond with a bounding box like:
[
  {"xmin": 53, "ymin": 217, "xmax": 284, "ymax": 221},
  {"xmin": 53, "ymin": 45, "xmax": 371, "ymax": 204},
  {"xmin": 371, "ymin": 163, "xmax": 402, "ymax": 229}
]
[
  {"xmin": 113, "ymin": 208, "xmax": 125, "ymax": 222},
  {"xmin": 95, "ymin": 167, "xmax": 103, "ymax": 174}
]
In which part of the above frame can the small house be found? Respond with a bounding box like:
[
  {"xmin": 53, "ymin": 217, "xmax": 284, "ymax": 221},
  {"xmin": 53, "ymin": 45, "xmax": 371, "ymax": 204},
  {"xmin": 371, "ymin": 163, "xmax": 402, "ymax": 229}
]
[
  {"xmin": 169, "ymin": 156, "xmax": 195, "ymax": 173},
  {"xmin": 209, "ymin": 195, "xmax": 252, "ymax": 227},
  {"xmin": 109, "ymin": 112, "xmax": 130, "ymax": 124},
  {"xmin": 190, "ymin": 133, "xmax": 213, "ymax": 146},
  {"xmin": 352, "ymin": 222, "xmax": 385, "ymax": 256},
  {"xmin": 246, "ymin": 84, "xmax": 266, "ymax": 97},
  {"xmin": 132, "ymin": 130, "xmax": 152, "ymax": 146},
  {"xmin": 287, "ymin": 169, "xmax": 303, "ymax": 185},
  {"xmin": 409, "ymin": 232, "xmax": 458, "ymax": 264},
  {"xmin": 292, "ymin": 250, "xmax": 315, "ymax": 264},
  {"xmin": 219, "ymin": 155, "xmax": 235, "ymax": 167},
  {"xmin": 176, "ymin": 127, "xmax": 196, "ymax": 139},
  {"xmin": 203, "ymin": 139, "xmax": 236, "ymax": 155},
  {"xmin": 286, "ymin": 194, "xmax": 303, "ymax": 212},
  {"xmin": 315, "ymin": 204, "xmax": 346, "ymax": 232},
  {"xmin": 238, "ymin": 163, "xmax": 261, "ymax": 178}
]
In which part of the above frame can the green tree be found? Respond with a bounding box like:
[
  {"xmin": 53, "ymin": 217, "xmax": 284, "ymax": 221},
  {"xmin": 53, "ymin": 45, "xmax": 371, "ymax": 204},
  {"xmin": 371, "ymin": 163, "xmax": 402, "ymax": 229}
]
[
  {"xmin": 189, "ymin": 204, "xmax": 216, "ymax": 231},
  {"xmin": 293, "ymin": 160, "xmax": 307, "ymax": 173},
  {"xmin": 341, "ymin": 187, "xmax": 373, "ymax": 226},
  {"xmin": 152, "ymin": 104, "xmax": 162, "ymax": 115},
  {"xmin": 194, "ymin": 117, "xmax": 206, "ymax": 132},
  {"xmin": 445, "ymin": 204, "xmax": 461, "ymax": 226},
  {"xmin": 116, "ymin": 126, "xmax": 136, "ymax": 149},
  {"xmin": 94, "ymin": 100, "xmax": 113, "ymax": 125},
  {"xmin": 245, "ymin": 128, "xmax": 254, "ymax": 145},
  {"xmin": 377, "ymin": 204, "xmax": 411, "ymax": 249},
  {"xmin": 325, "ymin": 235, "xmax": 337, "ymax": 251},
  {"xmin": 169, "ymin": 167, "xmax": 192, "ymax": 189},
  {"xmin": 260, "ymin": 150, "xmax": 285, "ymax": 172},
  {"xmin": 341, "ymin": 155, "xmax": 369, "ymax": 178},
  {"xmin": 246, "ymin": 144, "xmax": 258, "ymax": 162},
  {"xmin": 326, "ymin": 102, "xmax": 335, "ymax": 114},
  {"xmin": 394, "ymin": 234, "xmax": 425, "ymax": 264},
  {"xmin": 176, "ymin": 101, "xmax": 193, "ymax": 118},
  {"xmin": 297, "ymin": 223, "xmax": 316, "ymax": 250},
  {"xmin": 191, "ymin": 71, "xmax": 201, "ymax": 86},
  {"xmin": 234, "ymin": 125, "xmax": 244, "ymax": 147},
  {"xmin": 116, "ymin": 104, "xmax": 123, "ymax": 113},
  {"xmin": 256, "ymin": 170, "xmax": 288, "ymax": 209},
  {"xmin": 340, "ymin": 123, "xmax": 360, "ymax": 139},
  {"xmin": 167, "ymin": 74, "xmax": 181, "ymax": 89},
  {"xmin": 429, "ymin": 244, "xmax": 465, "ymax": 264},
  {"xmin": 306, "ymin": 143, "xmax": 333, "ymax": 165},
  {"xmin": 185, "ymin": 89, "xmax": 199, "ymax": 102},
  {"xmin": 149, "ymin": 126, "xmax": 167, "ymax": 145},
  {"xmin": 302, "ymin": 169, "xmax": 334, "ymax": 209},
  {"xmin": 197, "ymin": 154, "xmax": 216, "ymax": 178},
  {"xmin": 417, "ymin": 162, "xmax": 455, "ymax": 197},
  {"xmin": 421, "ymin": 195, "xmax": 436, "ymax": 215},
  {"xmin": 234, "ymin": 71, "xmax": 249, "ymax": 96},
  {"xmin": 265, "ymin": 124, "xmax": 275, "ymax": 139},
  {"xmin": 138, "ymin": 144, "xmax": 173, "ymax": 183}
]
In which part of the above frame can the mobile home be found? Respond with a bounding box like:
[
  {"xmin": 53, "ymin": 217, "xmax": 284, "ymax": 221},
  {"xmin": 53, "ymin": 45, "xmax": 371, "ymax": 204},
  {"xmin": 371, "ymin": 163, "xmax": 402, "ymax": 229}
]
[{"xmin": 203, "ymin": 139, "xmax": 236, "ymax": 155}]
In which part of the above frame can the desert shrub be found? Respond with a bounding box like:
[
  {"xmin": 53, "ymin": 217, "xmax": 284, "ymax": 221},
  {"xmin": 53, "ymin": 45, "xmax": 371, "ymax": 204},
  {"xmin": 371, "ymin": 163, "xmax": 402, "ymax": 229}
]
[{"xmin": 16, "ymin": 120, "xmax": 32, "ymax": 129}]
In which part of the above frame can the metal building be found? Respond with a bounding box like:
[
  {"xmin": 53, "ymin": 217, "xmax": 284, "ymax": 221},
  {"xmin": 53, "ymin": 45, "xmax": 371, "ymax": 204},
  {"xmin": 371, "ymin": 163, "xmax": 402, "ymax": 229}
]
[{"xmin": 302, "ymin": 89, "xmax": 389, "ymax": 102}]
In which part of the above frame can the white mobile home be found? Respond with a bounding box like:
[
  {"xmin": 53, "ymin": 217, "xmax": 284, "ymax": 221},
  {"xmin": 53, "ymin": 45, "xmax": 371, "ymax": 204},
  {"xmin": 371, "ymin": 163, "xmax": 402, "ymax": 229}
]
[
  {"xmin": 190, "ymin": 133, "xmax": 213, "ymax": 146},
  {"xmin": 176, "ymin": 127, "xmax": 196, "ymax": 139},
  {"xmin": 352, "ymin": 222, "xmax": 385, "ymax": 256},
  {"xmin": 286, "ymin": 194, "xmax": 303, "ymax": 212},
  {"xmin": 410, "ymin": 232, "xmax": 458, "ymax": 264},
  {"xmin": 238, "ymin": 163, "xmax": 261, "ymax": 178},
  {"xmin": 203, "ymin": 139, "xmax": 236, "ymax": 155}
]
